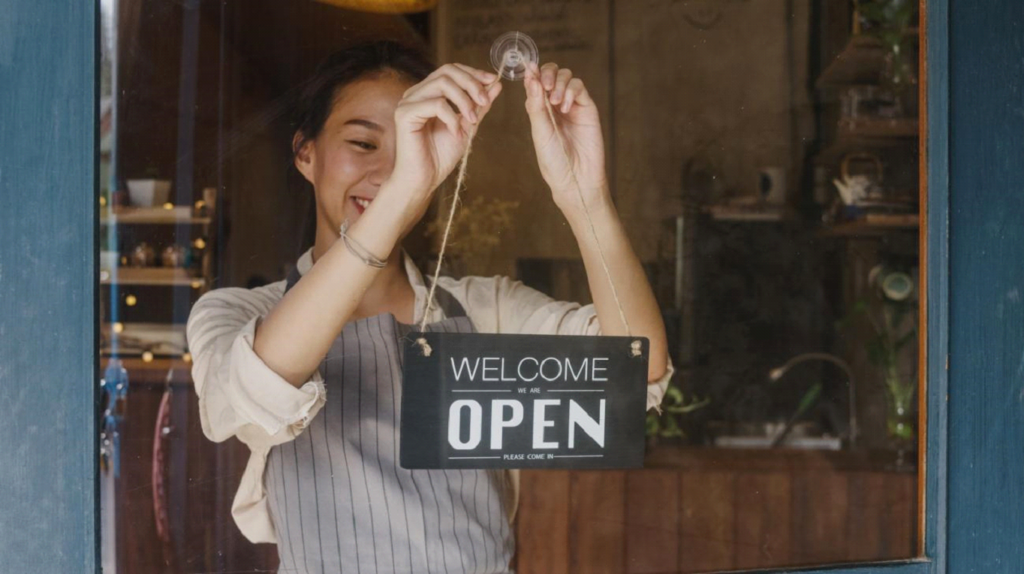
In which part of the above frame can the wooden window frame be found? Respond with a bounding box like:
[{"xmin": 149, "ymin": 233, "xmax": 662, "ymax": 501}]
[{"xmin": 0, "ymin": 0, "xmax": 952, "ymax": 571}]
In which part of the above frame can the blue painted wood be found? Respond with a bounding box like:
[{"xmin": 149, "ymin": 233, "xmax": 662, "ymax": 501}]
[
  {"xmin": 0, "ymin": 0, "xmax": 97, "ymax": 571},
  {"xmin": 924, "ymin": 1, "xmax": 950, "ymax": 573},
  {"xmin": 946, "ymin": 0, "xmax": 1024, "ymax": 572}
]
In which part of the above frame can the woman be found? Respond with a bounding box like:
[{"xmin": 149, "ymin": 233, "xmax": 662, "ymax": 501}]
[{"xmin": 187, "ymin": 41, "xmax": 672, "ymax": 573}]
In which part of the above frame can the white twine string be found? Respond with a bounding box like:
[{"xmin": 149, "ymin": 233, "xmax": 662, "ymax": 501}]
[
  {"xmin": 417, "ymin": 54, "xmax": 637, "ymax": 358},
  {"xmin": 416, "ymin": 64, "xmax": 507, "ymax": 346},
  {"xmin": 539, "ymin": 94, "xmax": 632, "ymax": 338}
]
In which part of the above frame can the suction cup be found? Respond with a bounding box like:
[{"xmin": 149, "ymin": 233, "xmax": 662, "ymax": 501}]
[{"xmin": 489, "ymin": 31, "xmax": 539, "ymax": 81}]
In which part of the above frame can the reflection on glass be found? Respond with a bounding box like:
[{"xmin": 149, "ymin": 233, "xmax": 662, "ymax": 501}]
[{"xmin": 99, "ymin": 1, "xmax": 922, "ymax": 572}]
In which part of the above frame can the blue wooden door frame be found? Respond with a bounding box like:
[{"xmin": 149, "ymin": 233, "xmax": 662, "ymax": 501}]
[
  {"xmin": 0, "ymin": 0, "xmax": 98, "ymax": 572},
  {"xmin": 2, "ymin": 0, "xmax": 1022, "ymax": 572}
]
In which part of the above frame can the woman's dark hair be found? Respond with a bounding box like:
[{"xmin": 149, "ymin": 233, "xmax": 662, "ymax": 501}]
[{"xmin": 291, "ymin": 41, "xmax": 435, "ymax": 157}]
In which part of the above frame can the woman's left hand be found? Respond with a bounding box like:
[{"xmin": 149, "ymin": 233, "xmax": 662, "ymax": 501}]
[{"xmin": 524, "ymin": 62, "xmax": 610, "ymax": 216}]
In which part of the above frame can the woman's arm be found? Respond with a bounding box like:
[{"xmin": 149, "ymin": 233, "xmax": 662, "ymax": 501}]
[
  {"xmin": 253, "ymin": 203, "xmax": 409, "ymax": 387},
  {"xmin": 523, "ymin": 62, "xmax": 669, "ymax": 382},
  {"xmin": 254, "ymin": 64, "xmax": 503, "ymax": 388},
  {"xmin": 565, "ymin": 193, "xmax": 670, "ymax": 382}
]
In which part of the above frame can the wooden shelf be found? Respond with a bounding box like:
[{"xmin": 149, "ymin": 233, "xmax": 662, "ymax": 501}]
[
  {"xmin": 100, "ymin": 267, "xmax": 205, "ymax": 287},
  {"xmin": 839, "ymin": 117, "xmax": 918, "ymax": 138},
  {"xmin": 100, "ymin": 355, "xmax": 193, "ymax": 384},
  {"xmin": 816, "ymin": 29, "xmax": 920, "ymax": 90},
  {"xmin": 816, "ymin": 134, "xmax": 917, "ymax": 166},
  {"xmin": 703, "ymin": 203, "xmax": 794, "ymax": 222},
  {"xmin": 817, "ymin": 35, "xmax": 889, "ymax": 88},
  {"xmin": 101, "ymin": 206, "xmax": 211, "ymax": 225},
  {"xmin": 818, "ymin": 214, "xmax": 919, "ymax": 237}
]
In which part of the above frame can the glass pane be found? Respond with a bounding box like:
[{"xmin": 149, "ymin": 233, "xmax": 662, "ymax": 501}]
[{"xmin": 97, "ymin": 0, "xmax": 924, "ymax": 572}]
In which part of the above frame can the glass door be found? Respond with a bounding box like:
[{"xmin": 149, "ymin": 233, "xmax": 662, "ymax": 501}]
[{"xmin": 95, "ymin": 0, "xmax": 930, "ymax": 571}]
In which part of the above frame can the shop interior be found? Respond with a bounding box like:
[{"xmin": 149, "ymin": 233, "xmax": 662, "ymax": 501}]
[{"xmin": 97, "ymin": 0, "xmax": 922, "ymax": 571}]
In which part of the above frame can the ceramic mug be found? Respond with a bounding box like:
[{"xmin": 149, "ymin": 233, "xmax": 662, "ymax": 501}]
[{"xmin": 758, "ymin": 167, "xmax": 787, "ymax": 204}]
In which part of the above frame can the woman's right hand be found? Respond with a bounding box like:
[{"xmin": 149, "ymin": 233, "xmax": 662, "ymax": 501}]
[{"xmin": 385, "ymin": 63, "xmax": 503, "ymax": 223}]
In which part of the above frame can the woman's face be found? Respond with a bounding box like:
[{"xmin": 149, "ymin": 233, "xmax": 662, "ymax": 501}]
[{"xmin": 294, "ymin": 71, "xmax": 414, "ymax": 236}]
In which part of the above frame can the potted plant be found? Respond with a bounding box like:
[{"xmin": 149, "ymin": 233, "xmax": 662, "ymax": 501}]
[
  {"xmin": 856, "ymin": 0, "xmax": 918, "ymax": 111},
  {"xmin": 425, "ymin": 195, "xmax": 518, "ymax": 276},
  {"xmin": 645, "ymin": 382, "xmax": 709, "ymax": 449},
  {"xmin": 840, "ymin": 263, "xmax": 918, "ymax": 468}
]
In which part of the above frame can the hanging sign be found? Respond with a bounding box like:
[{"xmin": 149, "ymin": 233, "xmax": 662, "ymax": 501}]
[{"xmin": 400, "ymin": 332, "xmax": 649, "ymax": 469}]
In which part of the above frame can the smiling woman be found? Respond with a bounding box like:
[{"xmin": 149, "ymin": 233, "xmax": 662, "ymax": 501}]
[
  {"xmin": 288, "ymin": 44, "xmax": 435, "ymax": 264},
  {"xmin": 183, "ymin": 35, "xmax": 671, "ymax": 573}
]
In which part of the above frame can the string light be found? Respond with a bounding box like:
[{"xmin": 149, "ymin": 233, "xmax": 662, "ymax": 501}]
[
  {"xmin": 162, "ymin": 202, "xmax": 174, "ymax": 210},
  {"xmin": 182, "ymin": 352, "xmax": 192, "ymax": 363},
  {"xmin": 125, "ymin": 294, "xmax": 137, "ymax": 306},
  {"xmin": 193, "ymin": 237, "xmax": 206, "ymax": 250},
  {"xmin": 142, "ymin": 351, "xmax": 154, "ymax": 363},
  {"xmin": 194, "ymin": 200, "xmax": 206, "ymax": 210},
  {"xmin": 99, "ymin": 196, "xmax": 107, "ymax": 207},
  {"xmin": 190, "ymin": 279, "xmax": 203, "ymax": 289},
  {"xmin": 112, "ymin": 322, "xmax": 124, "ymax": 334}
]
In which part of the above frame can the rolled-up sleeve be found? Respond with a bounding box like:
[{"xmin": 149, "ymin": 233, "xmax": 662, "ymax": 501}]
[{"xmin": 186, "ymin": 287, "xmax": 327, "ymax": 447}]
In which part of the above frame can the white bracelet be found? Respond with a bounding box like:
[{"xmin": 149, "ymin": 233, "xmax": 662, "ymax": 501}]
[{"xmin": 339, "ymin": 220, "xmax": 387, "ymax": 269}]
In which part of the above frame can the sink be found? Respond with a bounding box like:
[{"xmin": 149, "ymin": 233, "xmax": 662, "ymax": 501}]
[{"xmin": 713, "ymin": 435, "xmax": 842, "ymax": 450}]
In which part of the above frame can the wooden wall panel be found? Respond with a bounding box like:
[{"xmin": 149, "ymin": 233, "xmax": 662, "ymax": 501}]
[
  {"xmin": 435, "ymin": 1, "xmax": 813, "ymax": 268},
  {"xmin": 612, "ymin": 0, "xmax": 813, "ymax": 260},
  {"xmin": 434, "ymin": 0, "xmax": 612, "ymax": 275},
  {"xmin": 846, "ymin": 471, "xmax": 887, "ymax": 561},
  {"xmin": 570, "ymin": 471, "xmax": 626, "ymax": 574},
  {"xmin": 515, "ymin": 461, "xmax": 917, "ymax": 572},
  {"xmin": 791, "ymin": 471, "xmax": 850, "ymax": 565},
  {"xmin": 679, "ymin": 471, "xmax": 735, "ymax": 573},
  {"xmin": 625, "ymin": 471, "xmax": 680, "ymax": 573},
  {"xmin": 107, "ymin": 362, "xmax": 278, "ymax": 574},
  {"xmin": 117, "ymin": 383, "xmax": 167, "ymax": 574},
  {"xmin": 516, "ymin": 470, "xmax": 570, "ymax": 574},
  {"xmin": 734, "ymin": 472, "xmax": 792, "ymax": 569},
  {"xmin": 882, "ymin": 473, "xmax": 916, "ymax": 558}
]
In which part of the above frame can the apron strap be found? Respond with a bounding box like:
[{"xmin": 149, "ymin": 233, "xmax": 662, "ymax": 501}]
[{"xmin": 282, "ymin": 264, "xmax": 467, "ymax": 319}]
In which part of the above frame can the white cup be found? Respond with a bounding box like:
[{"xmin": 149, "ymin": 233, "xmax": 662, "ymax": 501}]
[
  {"xmin": 757, "ymin": 167, "xmax": 787, "ymax": 204},
  {"xmin": 126, "ymin": 179, "xmax": 172, "ymax": 207}
]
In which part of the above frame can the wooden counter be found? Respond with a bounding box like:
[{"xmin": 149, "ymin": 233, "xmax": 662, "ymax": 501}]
[
  {"xmin": 105, "ymin": 355, "xmax": 917, "ymax": 573},
  {"xmin": 515, "ymin": 446, "xmax": 918, "ymax": 573}
]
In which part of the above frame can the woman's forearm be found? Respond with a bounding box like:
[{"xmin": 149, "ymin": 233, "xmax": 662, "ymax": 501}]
[
  {"xmin": 253, "ymin": 187, "xmax": 413, "ymax": 388},
  {"xmin": 563, "ymin": 190, "xmax": 669, "ymax": 382}
]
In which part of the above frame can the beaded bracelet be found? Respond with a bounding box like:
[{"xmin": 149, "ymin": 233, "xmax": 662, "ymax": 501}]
[{"xmin": 339, "ymin": 220, "xmax": 387, "ymax": 269}]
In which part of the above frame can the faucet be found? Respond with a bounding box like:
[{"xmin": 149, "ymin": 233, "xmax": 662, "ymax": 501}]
[{"xmin": 768, "ymin": 352, "xmax": 858, "ymax": 448}]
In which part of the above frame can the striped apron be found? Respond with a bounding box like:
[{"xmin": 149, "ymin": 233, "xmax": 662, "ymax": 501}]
[{"xmin": 265, "ymin": 267, "xmax": 514, "ymax": 574}]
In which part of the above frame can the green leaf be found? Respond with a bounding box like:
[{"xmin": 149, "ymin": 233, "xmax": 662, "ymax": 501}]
[
  {"xmin": 795, "ymin": 382, "xmax": 823, "ymax": 417},
  {"xmin": 867, "ymin": 338, "xmax": 888, "ymax": 365},
  {"xmin": 645, "ymin": 413, "xmax": 660, "ymax": 435},
  {"xmin": 665, "ymin": 385, "xmax": 684, "ymax": 404},
  {"xmin": 661, "ymin": 426, "xmax": 685, "ymax": 438},
  {"xmin": 836, "ymin": 298, "xmax": 869, "ymax": 330},
  {"xmin": 858, "ymin": 3, "xmax": 889, "ymax": 21},
  {"xmin": 895, "ymin": 329, "xmax": 917, "ymax": 351}
]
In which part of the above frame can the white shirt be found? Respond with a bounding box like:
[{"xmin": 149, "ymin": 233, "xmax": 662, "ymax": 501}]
[{"xmin": 186, "ymin": 248, "xmax": 674, "ymax": 544}]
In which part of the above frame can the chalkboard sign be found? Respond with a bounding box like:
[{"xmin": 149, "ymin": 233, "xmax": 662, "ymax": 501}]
[{"xmin": 400, "ymin": 332, "xmax": 649, "ymax": 469}]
